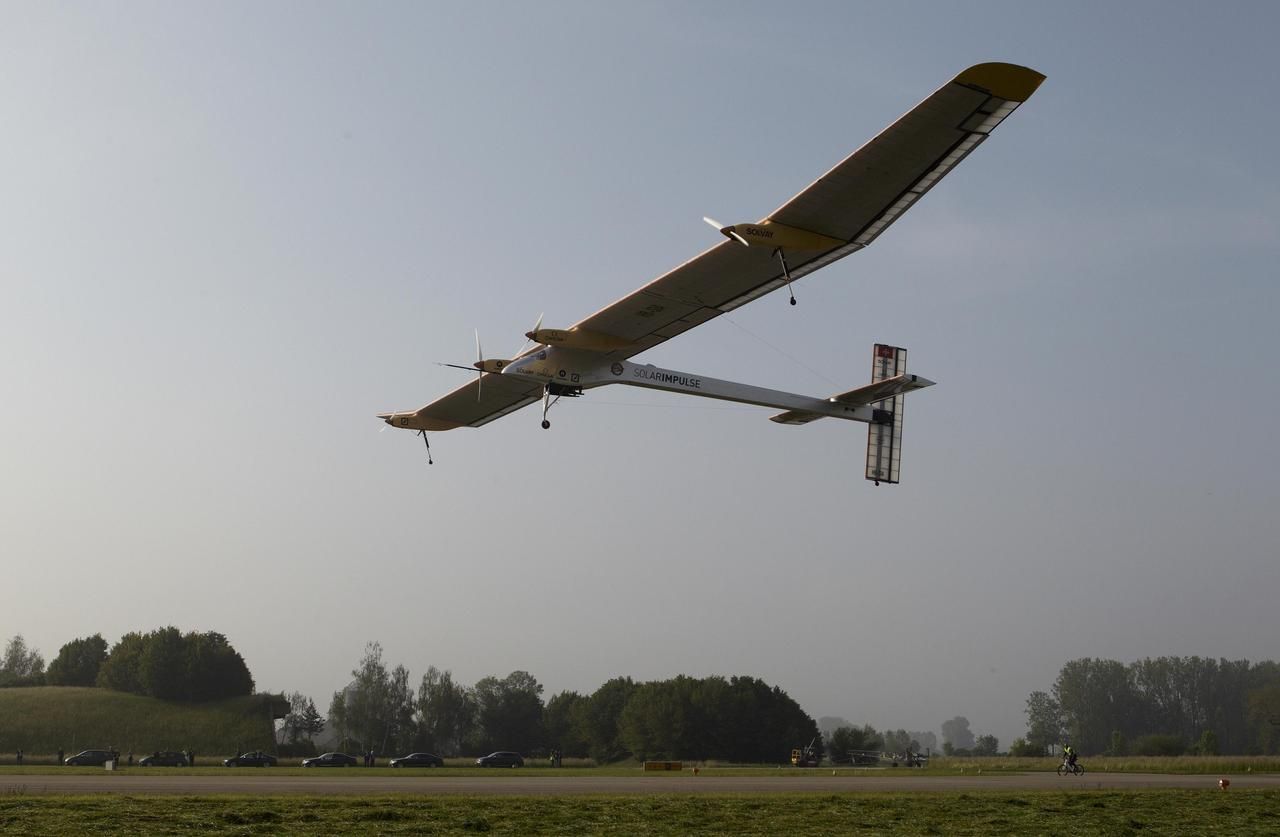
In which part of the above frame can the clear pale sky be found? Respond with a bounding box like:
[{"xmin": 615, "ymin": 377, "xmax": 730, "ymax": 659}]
[{"xmin": 3, "ymin": 2, "xmax": 1277, "ymax": 750}]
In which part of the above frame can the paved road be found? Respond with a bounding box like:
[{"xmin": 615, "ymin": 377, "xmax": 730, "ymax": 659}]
[{"xmin": 6, "ymin": 771, "xmax": 1278, "ymax": 796}]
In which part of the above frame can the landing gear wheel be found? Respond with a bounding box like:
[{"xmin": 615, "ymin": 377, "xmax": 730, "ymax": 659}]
[{"xmin": 541, "ymin": 420, "xmax": 551, "ymax": 429}]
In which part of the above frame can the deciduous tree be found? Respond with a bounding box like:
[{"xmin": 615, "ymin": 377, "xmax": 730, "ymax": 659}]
[
  {"xmin": 1024, "ymin": 691, "xmax": 1062, "ymax": 756},
  {"xmin": 0, "ymin": 635, "xmax": 45, "ymax": 686},
  {"xmin": 972, "ymin": 734, "xmax": 999, "ymax": 756},
  {"xmin": 417, "ymin": 666, "xmax": 474, "ymax": 756},
  {"xmin": 543, "ymin": 690, "xmax": 590, "ymax": 758},
  {"xmin": 279, "ymin": 691, "xmax": 325, "ymax": 745},
  {"xmin": 941, "ymin": 716, "xmax": 975, "ymax": 752},
  {"xmin": 579, "ymin": 677, "xmax": 636, "ymax": 763},
  {"xmin": 471, "ymin": 671, "xmax": 544, "ymax": 754},
  {"xmin": 45, "ymin": 634, "xmax": 108, "ymax": 687},
  {"xmin": 827, "ymin": 725, "xmax": 881, "ymax": 763}
]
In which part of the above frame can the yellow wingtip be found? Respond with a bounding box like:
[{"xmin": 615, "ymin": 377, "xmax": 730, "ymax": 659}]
[{"xmin": 954, "ymin": 62, "xmax": 1046, "ymax": 102}]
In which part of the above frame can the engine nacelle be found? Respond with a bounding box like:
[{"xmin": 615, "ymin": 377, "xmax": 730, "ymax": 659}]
[
  {"xmin": 526, "ymin": 327, "xmax": 631, "ymax": 352},
  {"xmin": 714, "ymin": 219, "xmax": 845, "ymax": 251}
]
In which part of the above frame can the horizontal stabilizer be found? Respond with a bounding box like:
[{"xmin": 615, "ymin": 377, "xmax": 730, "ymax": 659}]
[{"xmin": 768, "ymin": 373, "xmax": 933, "ymax": 425}]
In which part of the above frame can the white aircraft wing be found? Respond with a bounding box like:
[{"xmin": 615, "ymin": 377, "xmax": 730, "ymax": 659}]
[
  {"xmin": 380, "ymin": 374, "xmax": 544, "ymax": 432},
  {"xmin": 386, "ymin": 62, "xmax": 1043, "ymax": 431},
  {"xmin": 573, "ymin": 62, "xmax": 1044, "ymax": 359}
]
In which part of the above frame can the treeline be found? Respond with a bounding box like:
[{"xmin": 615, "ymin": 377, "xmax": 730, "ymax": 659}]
[
  {"xmin": 822, "ymin": 717, "xmax": 995, "ymax": 761},
  {"xmin": 1, "ymin": 630, "xmax": 254, "ymax": 702},
  {"xmin": 1019, "ymin": 657, "xmax": 1280, "ymax": 756},
  {"xmin": 328, "ymin": 642, "xmax": 818, "ymax": 761}
]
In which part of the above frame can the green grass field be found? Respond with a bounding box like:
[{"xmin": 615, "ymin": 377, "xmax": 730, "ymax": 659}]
[{"xmin": 0, "ymin": 790, "xmax": 1274, "ymax": 835}]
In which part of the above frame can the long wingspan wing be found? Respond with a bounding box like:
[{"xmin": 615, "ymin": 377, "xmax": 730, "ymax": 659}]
[
  {"xmin": 574, "ymin": 62, "xmax": 1044, "ymax": 359},
  {"xmin": 380, "ymin": 374, "xmax": 544, "ymax": 431},
  {"xmin": 388, "ymin": 63, "xmax": 1043, "ymax": 430}
]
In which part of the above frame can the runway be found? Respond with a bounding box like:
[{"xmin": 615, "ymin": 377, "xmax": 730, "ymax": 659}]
[{"xmin": 7, "ymin": 770, "xmax": 1278, "ymax": 796}]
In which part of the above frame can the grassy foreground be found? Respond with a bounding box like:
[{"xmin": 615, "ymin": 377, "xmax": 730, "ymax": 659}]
[{"xmin": 0, "ymin": 790, "xmax": 1275, "ymax": 835}]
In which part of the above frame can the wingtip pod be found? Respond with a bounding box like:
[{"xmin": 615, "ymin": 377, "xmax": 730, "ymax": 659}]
[
  {"xmin": 377, "ymin": 412, "xmax": 465, "ymax": 432},
  {"xmin": 954, "ymin": 62, "xmax": 1046, "ymax": 102}
]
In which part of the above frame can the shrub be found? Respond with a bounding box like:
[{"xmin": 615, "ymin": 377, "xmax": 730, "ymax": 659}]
[
  {"xmin": 1132, "ymin": 734, "xmax": 1185, "ymax": 756},
  {"xmin": 1008, "ymin": 738, "xmax": 1044, "ymax": 757}
]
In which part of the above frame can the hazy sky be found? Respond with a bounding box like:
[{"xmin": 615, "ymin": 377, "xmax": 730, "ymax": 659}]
[{"xmin": 3, "ymin": 2, "xmax": 1278, "ymax": 750}]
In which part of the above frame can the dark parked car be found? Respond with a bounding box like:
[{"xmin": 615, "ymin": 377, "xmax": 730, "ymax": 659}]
[
  {"xmin": 475, "ymin": 751, "xmax": 524, "ymax": 768},
  {"xmin": 138, "ymin": 751, "xmax": 189, "ymax": 767},
  {"xmin": 223, "ymin": 751, "xmax": 277, "ymax": 767},
  {"xmin": 64, "ymin": 749, "xmax": 118, "ymax": 766},
  {"xmin": 301, "ymin": 752, "xmax": 359, "ymax": 768},
  {"xmin": 389, "ymin": 752, "xmax": 444, "ymax": 768}
]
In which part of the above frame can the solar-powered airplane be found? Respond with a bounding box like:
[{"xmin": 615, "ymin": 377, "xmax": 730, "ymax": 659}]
[{"xmin": 380, "ymin": 62, "xmax": 1044, "ymax": 483}]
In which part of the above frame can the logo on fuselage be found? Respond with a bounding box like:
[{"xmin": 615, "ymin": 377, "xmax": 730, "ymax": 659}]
[
  {"xmin": 632, "ymin": 367, "xmax": 701, "ymax": 389},
  {"xmin": 611, "ymin": 362, "xmax": 625, "ymax": 376}
]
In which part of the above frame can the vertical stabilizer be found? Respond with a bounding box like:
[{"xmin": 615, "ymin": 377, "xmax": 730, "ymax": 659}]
[{"xmin": 865, "ymin": 344, "xmax": 906, "ymax": 484}]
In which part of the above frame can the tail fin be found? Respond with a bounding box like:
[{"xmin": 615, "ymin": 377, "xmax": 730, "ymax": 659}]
[{"xmin": 866, "ymin": 344, "xmax": 907, "ymax": 485}]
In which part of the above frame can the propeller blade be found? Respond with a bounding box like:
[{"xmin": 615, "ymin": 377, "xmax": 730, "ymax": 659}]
[
  {"xmin": 475, "ymin": 328, "xmax": 483, "ymax": 401},
  {"xmin": 704, "ymin": 216, "xmax": 749, "ymax": 246},
  {"xmin": 516, "ymin": 312, "xmax": 545, "ymax": 357}
]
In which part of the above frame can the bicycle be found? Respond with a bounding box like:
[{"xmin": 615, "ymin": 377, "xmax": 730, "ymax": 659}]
[{"xmin": 1056, "ymin": 759, "xmax": 1085, "ymax": 776}]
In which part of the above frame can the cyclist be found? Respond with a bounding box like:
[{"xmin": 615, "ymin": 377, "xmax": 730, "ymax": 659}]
[{"xmin": 1063, "ymin": 744, "xmax": 1077, "ymax": 770}]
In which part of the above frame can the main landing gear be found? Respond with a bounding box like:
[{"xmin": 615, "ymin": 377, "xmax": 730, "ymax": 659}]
[
  {"xmin": 417, "ymin": 430, "xmax": 433, "ymax": 465},
  {"xmin": 540, "ymin": 382, "xmax": 583, "ymax": 430}
]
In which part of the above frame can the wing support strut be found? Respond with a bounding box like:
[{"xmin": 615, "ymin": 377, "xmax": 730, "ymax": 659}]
[{"xmin": 774, "ymin": 248, "xmax": 797, "ymax": 306}]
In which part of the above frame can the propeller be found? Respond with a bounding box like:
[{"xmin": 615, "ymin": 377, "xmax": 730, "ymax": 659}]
[
  {"xmin": 434, "ymin": 328, "xmax": 491, "ymax": 401},
  {"xmin": 516, "ymin": 311, "xmax": 545, "ymax": 356},
  {"xmin": 704, "ymin": 216, "xmax": 749, "ymax": 247},
  {"xmin": 439, "ymin": 317, "xmax": 537, "ymax": 402},
  {"xmin": 473, "ymin": 329, "xmax": 483, "ymax": 400}
]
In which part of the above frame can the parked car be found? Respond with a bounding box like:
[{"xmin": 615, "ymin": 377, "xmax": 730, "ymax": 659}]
[
  {"xmin": 64, "ymin": 749, "xmax": 117, "ymax": 766},
  {"xmin": 301, "ymin": 752, "xmax": 359, "ymax": 768},
  {"xmin": 475, "ymin": 751, "xmax": 524, "ymax": 768},
  {"xmin": 138, "ymin": 751, "xmax": 189, "ymax": 767},
  {"xmin": 223, "ymin": 751, "xmax": 277, "ymax": 767},
  {"xmin": 389, "ymin": 752, "xmax": 444, "ymax": 768}
]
